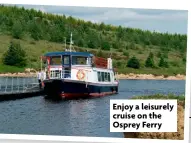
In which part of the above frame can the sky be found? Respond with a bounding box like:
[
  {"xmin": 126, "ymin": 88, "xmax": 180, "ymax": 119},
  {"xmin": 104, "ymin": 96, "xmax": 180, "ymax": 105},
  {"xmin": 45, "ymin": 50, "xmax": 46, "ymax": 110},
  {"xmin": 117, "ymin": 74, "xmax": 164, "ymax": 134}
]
[{"xmin": 8, "ymin": 4, "xmax": 188, "ymax": 34}]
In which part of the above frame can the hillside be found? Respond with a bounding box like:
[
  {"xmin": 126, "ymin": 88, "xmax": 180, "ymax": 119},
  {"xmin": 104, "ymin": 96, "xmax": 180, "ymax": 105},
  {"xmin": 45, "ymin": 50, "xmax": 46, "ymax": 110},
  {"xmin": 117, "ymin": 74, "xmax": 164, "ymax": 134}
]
[{"xmin": 0, "ymin": 5, "xmax": 187, "ymax": 76}]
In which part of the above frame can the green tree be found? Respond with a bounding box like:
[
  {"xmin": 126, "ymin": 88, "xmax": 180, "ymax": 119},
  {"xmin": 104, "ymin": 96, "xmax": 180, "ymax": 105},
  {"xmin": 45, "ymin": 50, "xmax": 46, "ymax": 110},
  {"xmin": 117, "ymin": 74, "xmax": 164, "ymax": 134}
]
[
  {"xmin": 77, "ymin": 39, "xmax": 85, "ymax": 47},
  {"xmin": 127, "ymin": 56, "xmax": 140, "ymax": 69},
  {"xmin": 88, "ymin": 40, "xmax": 96, "ymax": 49},
  {"xmin": 117, "ymin": 26, "xmax": 124, "ymax": 40},
  {"xmin": 0, "ymin": 5, "xmax": 187, "ymax": 52},
  {"xmin": 101, "ymin": 41, "xmax": 110, "ymax": 51},
  {"xmin": 157, "ymin": 51, "xmax": 162, "ymax": 58},
  {"xmin": 2, "ymin": 41, "xmax": 27, "ymax": 67},
  {"xmin": 145, "ymin": 52, "xmax": 155, "ymax": 68},
  {"xmin": 49, "ymin": 26, "xmax": 63, "ymax": 42},
  {"xmin": 99, "ymin": 22, "xmax": 105, "ymax": 31},
  {"xmin": 0, "ymin": 5, "xmax": 187, "ymax": 72},
  {"xmin": 12, "ymin": 21, "xmax": 23, "ymax": 39},
  {"xmin": 158, "ymin": 56, "xmax": 169, "ymax": 68},
  {"xmin": 182, "ymin": 55, "xmax": 186, "ymax": 63},
  {"xmin": 29, "ymin": 21, "xmax": 42, "ymax": 40}
]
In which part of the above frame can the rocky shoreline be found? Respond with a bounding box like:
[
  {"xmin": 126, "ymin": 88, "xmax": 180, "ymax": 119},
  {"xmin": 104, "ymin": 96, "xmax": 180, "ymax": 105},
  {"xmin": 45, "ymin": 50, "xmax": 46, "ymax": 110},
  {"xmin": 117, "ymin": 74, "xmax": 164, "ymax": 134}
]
[
  {"xmin": 0, "ymin": 72, "xmax": 185, "ymax": 80},
  {"xmin": 0, "ymin": 72, "xmax": 36, "ymax": 77},
  {"xmin": 116, "ymin": 73, "xmax": 185, "ymax": 80}
]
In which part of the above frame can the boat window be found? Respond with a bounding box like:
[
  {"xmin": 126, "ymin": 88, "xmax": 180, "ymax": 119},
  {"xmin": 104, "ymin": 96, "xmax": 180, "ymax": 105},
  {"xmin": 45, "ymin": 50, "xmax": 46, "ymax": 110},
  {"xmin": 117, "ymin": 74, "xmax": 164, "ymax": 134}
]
[
  {"xmin": 63, "ymin": 56, "xmax": 70, "ymax": 65},
  {"xmin": 50, "ymin": 56, "xmax": 61, "ymax": 65},
  {"xmin": 97, "ymin": 72, "xmax": 101, "ymax": 82},
  {"xmin": 104, "ymin": 72, "xmax": 108, "ymax": 81},
  {"xmin": 87, "ymin": 57, "xmax": 92, "ymax": 65},
  {"xmin": 101, "ymin": 72, "xmax": 105, "ymax": 81},
  {"xmin": 108, "ymin": 73, "xmax": 111, "ymax": 82},
  {"xmin": 97, "ymin": 72, "xmax": 112, "ymax": 82},
  {"xmin": 72, "ymin": 56, "xmax": 88, "ymax": 65}
]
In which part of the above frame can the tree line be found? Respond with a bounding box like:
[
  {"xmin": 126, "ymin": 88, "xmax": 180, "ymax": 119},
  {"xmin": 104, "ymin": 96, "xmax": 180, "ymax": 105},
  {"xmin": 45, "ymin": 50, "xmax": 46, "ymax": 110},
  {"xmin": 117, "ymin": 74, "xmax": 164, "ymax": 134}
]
[
  {"xmin": 1, "ymin": 41, "xmax": 181, "ymax": 70},
  {"xmin": 0, "ymin": 5, "xmax": 187, "ymax": 71},
  {"xmin": 0, "ymin": 5, "xmax": 187, "ymax": 53},
  {"xmin": 127, "ymin": 52, "xmax": 169, "ymax": 69}
]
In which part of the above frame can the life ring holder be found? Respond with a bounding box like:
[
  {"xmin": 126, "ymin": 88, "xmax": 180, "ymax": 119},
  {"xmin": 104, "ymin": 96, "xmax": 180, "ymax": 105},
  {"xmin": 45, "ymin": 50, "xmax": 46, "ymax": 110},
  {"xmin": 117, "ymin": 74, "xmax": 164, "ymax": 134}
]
[{"xmin": 76, "ymin": 69, "xmax": 86, "ymax": 80}]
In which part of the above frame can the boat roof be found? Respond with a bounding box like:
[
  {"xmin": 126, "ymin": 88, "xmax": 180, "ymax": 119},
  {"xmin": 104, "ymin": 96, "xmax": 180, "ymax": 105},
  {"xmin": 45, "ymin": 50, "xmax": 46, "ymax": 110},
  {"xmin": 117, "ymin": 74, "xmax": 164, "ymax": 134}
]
[{"xmin": 44, "ymin": 51, "xmax": 94, "ymax": 57}]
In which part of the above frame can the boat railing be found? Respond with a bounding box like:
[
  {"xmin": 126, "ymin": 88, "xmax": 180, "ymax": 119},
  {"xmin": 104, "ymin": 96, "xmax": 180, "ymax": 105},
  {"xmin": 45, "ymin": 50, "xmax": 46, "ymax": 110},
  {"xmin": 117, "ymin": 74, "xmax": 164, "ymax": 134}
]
[
  {"xmin": 93, "ymin": 57, "xmax": 108, "ymax": 69},
  {"xmin": 49, "ymin": 70, "xmax": 62, "ymax": 79},
  {"xmin": 46, "ymin": 69, "xmax": 91, "ymax": 83},
  {"xmin": 47, "ymin": 69, "xmax": 71, "ymax": 79},
  {"xmin": 93, "ymin": 57, "xmax": 113, "ymax": 69}
]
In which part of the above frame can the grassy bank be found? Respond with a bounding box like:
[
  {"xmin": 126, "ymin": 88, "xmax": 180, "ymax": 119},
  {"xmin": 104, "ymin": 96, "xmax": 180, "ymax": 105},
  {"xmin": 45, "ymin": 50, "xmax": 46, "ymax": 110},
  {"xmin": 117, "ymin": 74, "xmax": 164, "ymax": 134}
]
[
  {"xmin": 117, "ymin": 67, "xmax": 185, "ymax": 76},
  {"xmin": 0, "ymin": 35, "xmax": 186, "ymax": 76},
  {"xmin": 131, "ymin": 94, "xmax": 185, "ymax": 103},
  {"xmin": 124, "ymin": 94, "xmax": 185, "ymax": 140},
  {"xmin": 0, "ymin": 64, "xmax": 25, "ymax": 73}
]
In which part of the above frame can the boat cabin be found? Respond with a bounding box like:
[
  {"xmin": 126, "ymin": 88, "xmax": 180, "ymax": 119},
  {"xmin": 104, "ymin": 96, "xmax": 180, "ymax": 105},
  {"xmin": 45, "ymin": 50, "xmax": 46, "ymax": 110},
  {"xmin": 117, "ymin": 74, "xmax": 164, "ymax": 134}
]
[{"xmin": 41, "ymin": 51, "xmax": 115, "ymax": 83}]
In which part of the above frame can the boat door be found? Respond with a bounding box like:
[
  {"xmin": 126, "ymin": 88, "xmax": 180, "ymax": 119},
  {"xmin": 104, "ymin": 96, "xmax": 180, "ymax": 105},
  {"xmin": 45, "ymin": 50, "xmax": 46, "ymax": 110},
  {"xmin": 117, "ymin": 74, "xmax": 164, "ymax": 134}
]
[{"xmin": 62, "ymin": 55, "xmax": 71, "ymax": 78}]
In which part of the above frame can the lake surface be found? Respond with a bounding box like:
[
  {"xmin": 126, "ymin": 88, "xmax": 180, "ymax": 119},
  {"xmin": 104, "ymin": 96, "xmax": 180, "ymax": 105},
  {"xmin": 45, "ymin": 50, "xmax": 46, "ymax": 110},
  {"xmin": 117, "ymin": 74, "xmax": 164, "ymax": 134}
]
[{"xmin": 0, "ymin": 79, "xmax": 185, "ymax": 138}]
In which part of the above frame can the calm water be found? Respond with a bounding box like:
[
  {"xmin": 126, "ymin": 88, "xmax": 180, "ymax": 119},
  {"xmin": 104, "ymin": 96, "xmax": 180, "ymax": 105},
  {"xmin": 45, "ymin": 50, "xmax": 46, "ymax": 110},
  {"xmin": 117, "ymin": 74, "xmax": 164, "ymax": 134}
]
[{"xmin": 0, "ymin": 79, "xmax": 185, "ymax": 138}]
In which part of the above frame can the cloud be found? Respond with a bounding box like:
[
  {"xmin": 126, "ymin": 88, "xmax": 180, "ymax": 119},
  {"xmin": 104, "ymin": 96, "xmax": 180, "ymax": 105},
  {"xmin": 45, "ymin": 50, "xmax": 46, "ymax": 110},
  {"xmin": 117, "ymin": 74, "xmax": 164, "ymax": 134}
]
[
  {"xmin": 5, "ymin": 4, "xmax": 188, "ymax": 34},
  {"xmin": 34, "ymin": 6, "xmax": 46, "ymax": 13},
  {"xmin": 67, "ymin": 8, "xmax": 187, "ymax": 22}
]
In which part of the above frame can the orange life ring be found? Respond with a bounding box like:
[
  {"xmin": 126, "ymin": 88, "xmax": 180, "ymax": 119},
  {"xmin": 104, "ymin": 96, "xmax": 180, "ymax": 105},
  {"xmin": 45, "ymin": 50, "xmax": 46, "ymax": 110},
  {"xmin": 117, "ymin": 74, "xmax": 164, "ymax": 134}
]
[{"xmin": 76, "ymin": 70, "xmax": 85, "ymax": 80}]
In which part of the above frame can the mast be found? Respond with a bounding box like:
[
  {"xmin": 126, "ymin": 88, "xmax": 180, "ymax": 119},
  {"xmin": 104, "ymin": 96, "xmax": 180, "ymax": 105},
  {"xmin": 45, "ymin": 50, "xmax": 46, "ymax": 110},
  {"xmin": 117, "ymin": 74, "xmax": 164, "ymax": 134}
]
[{"xmin": 69, "ymin": 32, "xmax": 73, "ymax": 52}]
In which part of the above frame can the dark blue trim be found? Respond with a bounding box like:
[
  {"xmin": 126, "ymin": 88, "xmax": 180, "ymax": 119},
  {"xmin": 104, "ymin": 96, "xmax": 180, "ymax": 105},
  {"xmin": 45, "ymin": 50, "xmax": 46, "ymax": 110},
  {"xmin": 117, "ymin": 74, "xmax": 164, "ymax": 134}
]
[
  {"xmin": 44, "ymin": 52, "xmax": 94, "ymax": 57},
  {"xmin": 43, "ymin": 80, "xmax": 118, "ymax": 98}
]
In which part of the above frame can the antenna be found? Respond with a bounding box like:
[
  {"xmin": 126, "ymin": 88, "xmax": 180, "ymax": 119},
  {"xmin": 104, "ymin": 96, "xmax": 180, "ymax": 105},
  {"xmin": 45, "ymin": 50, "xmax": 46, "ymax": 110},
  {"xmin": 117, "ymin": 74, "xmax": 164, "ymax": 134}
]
[
  {"xmin": 64, "ymin": 32, "xmax": 75, "ymax": 52},
  {"xmin": 69, "ymin": 32, "xmax": 73, "ymax": 52}
]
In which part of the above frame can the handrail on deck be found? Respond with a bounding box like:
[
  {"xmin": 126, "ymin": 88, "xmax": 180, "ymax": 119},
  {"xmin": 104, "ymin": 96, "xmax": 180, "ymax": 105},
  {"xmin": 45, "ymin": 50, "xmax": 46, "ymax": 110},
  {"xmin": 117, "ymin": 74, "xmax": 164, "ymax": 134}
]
[
  {"xmin": 46, "ymin": 69, "xmax": 91, "ymax": 83},
  {"xmin": 0, "ymin": 76, "xmax": 40, "ymax": 94},
  {"xmin": 47, "ymin": 69, "xmax": 71, "ymax": 79}
]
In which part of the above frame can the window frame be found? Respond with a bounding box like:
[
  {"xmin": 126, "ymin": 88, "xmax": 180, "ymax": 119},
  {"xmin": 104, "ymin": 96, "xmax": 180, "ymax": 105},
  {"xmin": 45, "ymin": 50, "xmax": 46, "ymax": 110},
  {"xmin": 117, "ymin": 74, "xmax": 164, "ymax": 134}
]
[{"xmin": 50, "ymin": 56, "xmax": 62, "ymax": 66}]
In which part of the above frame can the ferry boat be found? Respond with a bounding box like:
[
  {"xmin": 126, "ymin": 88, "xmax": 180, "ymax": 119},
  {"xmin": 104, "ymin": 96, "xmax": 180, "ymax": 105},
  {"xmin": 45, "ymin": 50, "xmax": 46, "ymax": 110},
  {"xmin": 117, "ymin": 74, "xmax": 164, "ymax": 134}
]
[{"xmin": 40, "ymin": 33, "xmax": 119, "ymax": 100}]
